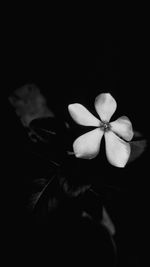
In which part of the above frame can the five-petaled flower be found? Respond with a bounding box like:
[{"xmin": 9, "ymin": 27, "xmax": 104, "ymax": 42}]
[{"xmin": 68, "ymin": 93, "xmax": 134, "ymax": 168}]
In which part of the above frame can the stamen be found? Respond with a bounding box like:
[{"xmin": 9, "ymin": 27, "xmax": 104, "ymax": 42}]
[{"xmin": 100, "ymin": 121, "xmax": 111, "ymax": 132}]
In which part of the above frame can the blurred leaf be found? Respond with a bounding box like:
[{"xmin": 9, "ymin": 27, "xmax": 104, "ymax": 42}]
[
  {"xmin": 129, "ymin": 139, "xmax": 147, "ymax": 163},
  {"xmin": 60, "ymin": 176, "xmax": 91, "ymax": 197},
  {"xmin": 133, "ymin": 130, "xmax": 143, "ymax": 138},
  {"xmin": 101, "ymin": 206, "xmax": 115, "ymax": 236},
  {"xmin": 9, "ymin": 83, "xmax": 54, "ymax": 127}
]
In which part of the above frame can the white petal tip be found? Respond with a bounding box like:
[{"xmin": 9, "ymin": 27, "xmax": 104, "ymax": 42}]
[
  {"xmin": 68, "ymin": 104, "xmax": 74, "ymax": 111},
  {"xmin": 110, "ymin": 161, "xmax": 127, "ymax": 168},
  {"xmin": 74, "ymin": 152, "xmax": 95, "ymax": 160},
  {"xmin": 75, "ymin": 153, "xmax": 82, "ymax": 158},
  {"xmin": 95, "ymin": 93, "xmax": 117, "ymax": 122},
  {"xmin": 109, "ymin": 161, "xmax": 125, "ymax": 168}
]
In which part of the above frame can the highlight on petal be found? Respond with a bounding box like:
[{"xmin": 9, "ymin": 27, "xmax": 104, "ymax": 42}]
[
  {"xmin": 110, "ymin": 116, "xmax": 134, "ymax": 141},
  {"xmin": 73, "ymin": 128, "xmax": 104, "ymax": 159},
  {"xmin": 68, "ymin": 103, "xmax": 100, "ymax": 126},
  {"xmin": 95, "ymin": 93, "xmax": 117, "ymax": 122},
  {"xmin": 104, "ymin": 131, "xmax": 131, "ymax": 167}
]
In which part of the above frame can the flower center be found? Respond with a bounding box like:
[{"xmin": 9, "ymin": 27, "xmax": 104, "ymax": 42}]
[{"xmin": 99, "ymin": 121, "xmax": 111, "ymax": 132}]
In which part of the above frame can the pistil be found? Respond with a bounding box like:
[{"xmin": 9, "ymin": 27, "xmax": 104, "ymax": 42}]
[{"xmin": 99, "ymin": 121, "xmax": 111, "ymax": 132}]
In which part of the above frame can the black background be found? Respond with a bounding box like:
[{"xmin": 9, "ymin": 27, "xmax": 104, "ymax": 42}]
[{"xmin": 5, "ymin": 24, "xmax": 149, "ymax": 267}]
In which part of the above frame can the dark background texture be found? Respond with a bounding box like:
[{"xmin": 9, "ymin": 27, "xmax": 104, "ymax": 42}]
[{"xmin": 5, "ymin": 33, "xmax": 149, "ymax": 266}]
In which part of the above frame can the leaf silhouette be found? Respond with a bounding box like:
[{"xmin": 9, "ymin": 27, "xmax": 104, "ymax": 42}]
[{"xmin": 29, "ymin": 175, "xmax": 57, "ymax": 210}]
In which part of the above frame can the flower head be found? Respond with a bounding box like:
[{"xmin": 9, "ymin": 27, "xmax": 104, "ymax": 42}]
[{"xmin": 68, "ymin": 93, "xmax": 134, "ymax": 168}]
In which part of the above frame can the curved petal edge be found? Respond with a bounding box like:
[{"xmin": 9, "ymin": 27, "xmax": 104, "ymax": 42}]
[{"xmin": 110, "ymin": 116, "xmax": 134, "ymax": 141}]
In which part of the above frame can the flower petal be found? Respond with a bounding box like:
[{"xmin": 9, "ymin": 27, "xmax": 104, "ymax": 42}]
[
  {"xmin": 73, "ymin": 128, "xmax": 104, "ymax": 159},
  {"xmin": 104, "ymin": 131, "xmax": 131, "ymax": 167},
  {"xmin": 68, "ymin": 104, "xmax": 100, "ymax": 126},
  {"xmin": 110, "ymin": 116, "xmax": 134, "ymax": 141},
  {"xmin": 95, "ymin": 93, "xmax": 117, "ymax": 122}
]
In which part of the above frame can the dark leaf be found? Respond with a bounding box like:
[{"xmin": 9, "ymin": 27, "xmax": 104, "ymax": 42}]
[{"xmin": 28, "ymin": 117, "xmax": 58, "ymax": 143}]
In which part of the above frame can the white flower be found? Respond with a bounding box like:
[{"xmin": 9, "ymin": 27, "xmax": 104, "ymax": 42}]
[{"xmin": 68, "ymin": 93, "xmax": 134, "ymax": 168}]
